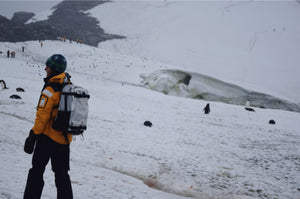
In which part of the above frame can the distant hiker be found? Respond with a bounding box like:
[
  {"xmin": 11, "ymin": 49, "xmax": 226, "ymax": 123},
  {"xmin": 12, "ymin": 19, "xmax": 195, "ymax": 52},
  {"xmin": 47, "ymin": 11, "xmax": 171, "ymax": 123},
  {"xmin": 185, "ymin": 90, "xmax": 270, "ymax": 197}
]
[
  {"xmin": 24, "ymin": 54, "xmax": 73, "ymax": 199},
  {"xmin": 11, "ymin": 51, "xmax": 16, "ymax": 58},
  {"xmin": 7, "ymin": 50, "xmax": 10, "ymax": 57},
  {"xmin": 22, "ymin": 46, "xmax": 25, "ymax": 52},
  {"xmin": 40, "ymin": 42, "xmax": 43, "ymax": 48},
  {"xmin": 203, "ymin": 103, "xmax": 210, "ymax": 114}
]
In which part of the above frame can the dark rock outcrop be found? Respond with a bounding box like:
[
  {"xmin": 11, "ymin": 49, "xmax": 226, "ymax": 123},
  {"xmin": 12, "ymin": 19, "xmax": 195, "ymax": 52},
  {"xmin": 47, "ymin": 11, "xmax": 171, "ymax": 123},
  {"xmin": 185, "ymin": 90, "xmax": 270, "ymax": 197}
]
[
  {"xmin": 11, "ymin": 11, "xmax": 34, "ymax": 24},
  {"xmin": 0, "ymin": 0, "xmax": 124, "ymax": 46}
]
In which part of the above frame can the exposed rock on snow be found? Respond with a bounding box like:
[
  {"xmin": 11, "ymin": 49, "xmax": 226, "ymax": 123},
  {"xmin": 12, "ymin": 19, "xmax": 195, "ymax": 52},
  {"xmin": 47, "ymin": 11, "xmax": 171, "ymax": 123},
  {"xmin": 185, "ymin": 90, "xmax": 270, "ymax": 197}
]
[
  {"xmin": 0, "ymin": 1, "xmax": 124, "ymax": 46},
  {"xmin": 11, "ymin": 11, "xmax": 34, "ymax": 24}
]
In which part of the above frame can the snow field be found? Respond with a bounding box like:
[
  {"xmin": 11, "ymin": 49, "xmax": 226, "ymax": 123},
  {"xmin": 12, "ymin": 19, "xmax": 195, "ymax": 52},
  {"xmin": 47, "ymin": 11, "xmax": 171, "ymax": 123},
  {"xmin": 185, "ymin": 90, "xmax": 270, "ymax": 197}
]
[{"xmin": 0, "ymin": 40, "xmax": 299, "ymax": 199}]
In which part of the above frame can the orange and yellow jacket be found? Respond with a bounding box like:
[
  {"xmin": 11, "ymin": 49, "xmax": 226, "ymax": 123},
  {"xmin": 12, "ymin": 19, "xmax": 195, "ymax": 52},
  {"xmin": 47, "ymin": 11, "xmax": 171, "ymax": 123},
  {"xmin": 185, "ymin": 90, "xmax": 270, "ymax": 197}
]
[{"xmin": 32, "ymin": 72, "xmax": 72, "ymax": 145}]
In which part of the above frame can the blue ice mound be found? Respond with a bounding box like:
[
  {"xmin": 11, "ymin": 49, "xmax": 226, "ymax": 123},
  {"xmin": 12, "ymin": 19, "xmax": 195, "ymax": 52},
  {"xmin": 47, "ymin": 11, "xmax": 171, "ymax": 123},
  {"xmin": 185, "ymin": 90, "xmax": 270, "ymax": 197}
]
[{"xmin": 140, "ymin": 69, "xmax": 300, "ymax": 113}]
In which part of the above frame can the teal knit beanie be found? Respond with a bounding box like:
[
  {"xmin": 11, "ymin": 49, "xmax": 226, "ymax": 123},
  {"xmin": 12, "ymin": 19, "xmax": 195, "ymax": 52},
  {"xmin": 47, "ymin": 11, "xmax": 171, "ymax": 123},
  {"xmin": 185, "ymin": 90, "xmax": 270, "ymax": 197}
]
[{"xmin": 45, "ymin": 54, "xmax": 67, "ymax": 73}]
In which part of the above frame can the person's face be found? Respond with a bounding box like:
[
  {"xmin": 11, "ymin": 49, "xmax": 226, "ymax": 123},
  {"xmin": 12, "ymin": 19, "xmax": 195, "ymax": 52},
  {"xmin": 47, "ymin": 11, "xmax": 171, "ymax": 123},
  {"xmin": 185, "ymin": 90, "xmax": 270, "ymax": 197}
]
[{"xmin": 45, "ymin": 66, "xmax": 52, "ymax": 77}]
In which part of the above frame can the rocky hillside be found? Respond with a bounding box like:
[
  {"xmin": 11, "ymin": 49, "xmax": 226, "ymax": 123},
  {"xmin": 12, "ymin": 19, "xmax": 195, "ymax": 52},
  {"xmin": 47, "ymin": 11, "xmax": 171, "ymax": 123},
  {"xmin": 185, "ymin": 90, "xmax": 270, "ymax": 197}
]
[
  {"xmin": 11, "ymin": 11, "xmax": 34, "ymax": 24},
  {"xmin": 0, "ymin": 0, "xmax": 124, "ymax": 46}
]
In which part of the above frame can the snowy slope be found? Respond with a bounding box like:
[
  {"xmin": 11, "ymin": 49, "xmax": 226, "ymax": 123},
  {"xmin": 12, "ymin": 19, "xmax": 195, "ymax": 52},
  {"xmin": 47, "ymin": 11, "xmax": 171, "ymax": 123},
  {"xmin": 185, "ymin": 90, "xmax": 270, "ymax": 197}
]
[
  {"xmin": 89, "ymin": 1, "xmax": 300, "ymax": 103},
  {"xmin": 25, "ymin": 9, "xmax": 55, "ymax": 24},
  {"xmin": 0, "ymin": 40, "xmax": 300, "ymax": 199}
]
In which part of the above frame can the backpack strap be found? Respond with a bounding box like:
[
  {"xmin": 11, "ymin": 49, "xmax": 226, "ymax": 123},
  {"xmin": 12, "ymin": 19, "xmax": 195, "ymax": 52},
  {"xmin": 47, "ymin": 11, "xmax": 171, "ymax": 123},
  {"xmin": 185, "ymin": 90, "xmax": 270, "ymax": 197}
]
[
  {"xmin": 44, "ymin": 82, "xmax": 64, "ymax": 109},
  {"xmin": 63, "ymin": 132, "xmax": 70, "ymax": 145},
  {"xmin": 44, "ymin": 81, "xmax": 71, "ymax": 144}
]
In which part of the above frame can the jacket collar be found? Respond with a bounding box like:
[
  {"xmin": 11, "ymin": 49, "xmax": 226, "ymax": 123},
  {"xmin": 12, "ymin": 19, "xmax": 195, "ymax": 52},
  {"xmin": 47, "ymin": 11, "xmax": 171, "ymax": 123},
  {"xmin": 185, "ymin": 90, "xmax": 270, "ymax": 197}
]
[{"xmin": 44, "ymin": 72, "xmax": 66, "ymax": 84}]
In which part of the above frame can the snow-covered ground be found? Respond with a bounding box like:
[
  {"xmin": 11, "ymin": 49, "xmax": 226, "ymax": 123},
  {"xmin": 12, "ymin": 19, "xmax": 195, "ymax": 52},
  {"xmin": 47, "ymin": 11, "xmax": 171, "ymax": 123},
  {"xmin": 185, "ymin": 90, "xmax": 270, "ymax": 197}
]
[
  {"xmin": 1, "ymin": 40, "xmax": 300, "ymax": 199},
  {"xmin": 1, "ymin": 1, "xmax": 300, "ymax": 199}
]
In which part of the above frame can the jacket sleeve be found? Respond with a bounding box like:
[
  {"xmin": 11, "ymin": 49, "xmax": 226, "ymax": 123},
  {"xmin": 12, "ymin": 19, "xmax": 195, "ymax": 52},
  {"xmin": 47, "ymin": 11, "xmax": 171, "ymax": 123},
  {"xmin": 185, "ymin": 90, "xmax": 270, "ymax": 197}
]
[{"xmin": 32, "ymin": 87, "xmax": 55, "ymax": 135}]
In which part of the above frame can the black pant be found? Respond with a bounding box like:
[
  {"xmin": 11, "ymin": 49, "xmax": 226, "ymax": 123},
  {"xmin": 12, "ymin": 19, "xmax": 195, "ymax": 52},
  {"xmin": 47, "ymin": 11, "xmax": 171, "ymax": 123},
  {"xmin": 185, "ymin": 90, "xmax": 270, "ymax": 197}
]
[{"xmin": 24, "ymin": 135, "xmax": 73, "ymax": 199}]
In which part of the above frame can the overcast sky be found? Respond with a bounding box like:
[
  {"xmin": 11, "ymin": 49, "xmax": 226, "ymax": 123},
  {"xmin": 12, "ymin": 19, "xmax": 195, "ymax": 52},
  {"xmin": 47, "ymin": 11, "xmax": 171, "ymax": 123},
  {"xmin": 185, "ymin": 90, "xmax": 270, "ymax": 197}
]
[{"xmin": 0, "ymin": 1, "xmax": 60, "ymax": 19}]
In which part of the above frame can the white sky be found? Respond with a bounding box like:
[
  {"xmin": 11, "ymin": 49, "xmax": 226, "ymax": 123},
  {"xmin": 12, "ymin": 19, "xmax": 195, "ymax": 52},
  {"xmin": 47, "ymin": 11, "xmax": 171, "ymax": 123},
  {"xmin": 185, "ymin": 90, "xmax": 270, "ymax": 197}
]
[{"xmin": 0, "ymin": 0, "xmax": 59, "ymax": 19}]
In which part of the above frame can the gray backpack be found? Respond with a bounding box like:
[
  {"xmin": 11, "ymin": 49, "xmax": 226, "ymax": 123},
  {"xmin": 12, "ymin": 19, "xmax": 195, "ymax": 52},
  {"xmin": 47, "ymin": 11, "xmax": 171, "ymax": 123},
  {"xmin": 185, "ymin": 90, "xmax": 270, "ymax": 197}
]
[{"xmin": 52, "ymin": 83, "xmax": 90, "ymax": 135}]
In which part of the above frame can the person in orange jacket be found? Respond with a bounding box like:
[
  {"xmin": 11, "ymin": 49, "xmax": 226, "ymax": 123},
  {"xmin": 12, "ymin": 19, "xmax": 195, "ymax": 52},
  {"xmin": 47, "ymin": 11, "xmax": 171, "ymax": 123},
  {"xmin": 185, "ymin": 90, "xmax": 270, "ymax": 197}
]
[{"xmin": 24, "ymin": 54, "xmax": 73, "ymax": 199}]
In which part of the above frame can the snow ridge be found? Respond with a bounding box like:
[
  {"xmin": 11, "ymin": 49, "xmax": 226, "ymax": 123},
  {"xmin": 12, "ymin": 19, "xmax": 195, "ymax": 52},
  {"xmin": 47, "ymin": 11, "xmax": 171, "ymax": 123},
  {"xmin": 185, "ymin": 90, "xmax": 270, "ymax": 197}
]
[{"xmin": 140, "ymin": 69, "xmax": 300, "ymax": 113}]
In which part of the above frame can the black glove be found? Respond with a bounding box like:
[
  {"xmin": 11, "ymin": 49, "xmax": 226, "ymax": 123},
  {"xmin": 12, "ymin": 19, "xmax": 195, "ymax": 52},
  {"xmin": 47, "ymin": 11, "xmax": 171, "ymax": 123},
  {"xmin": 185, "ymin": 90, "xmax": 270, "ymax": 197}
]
[{"xmin": 24, "ymin": 129, "xmax": 37, "ymax": 154}]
